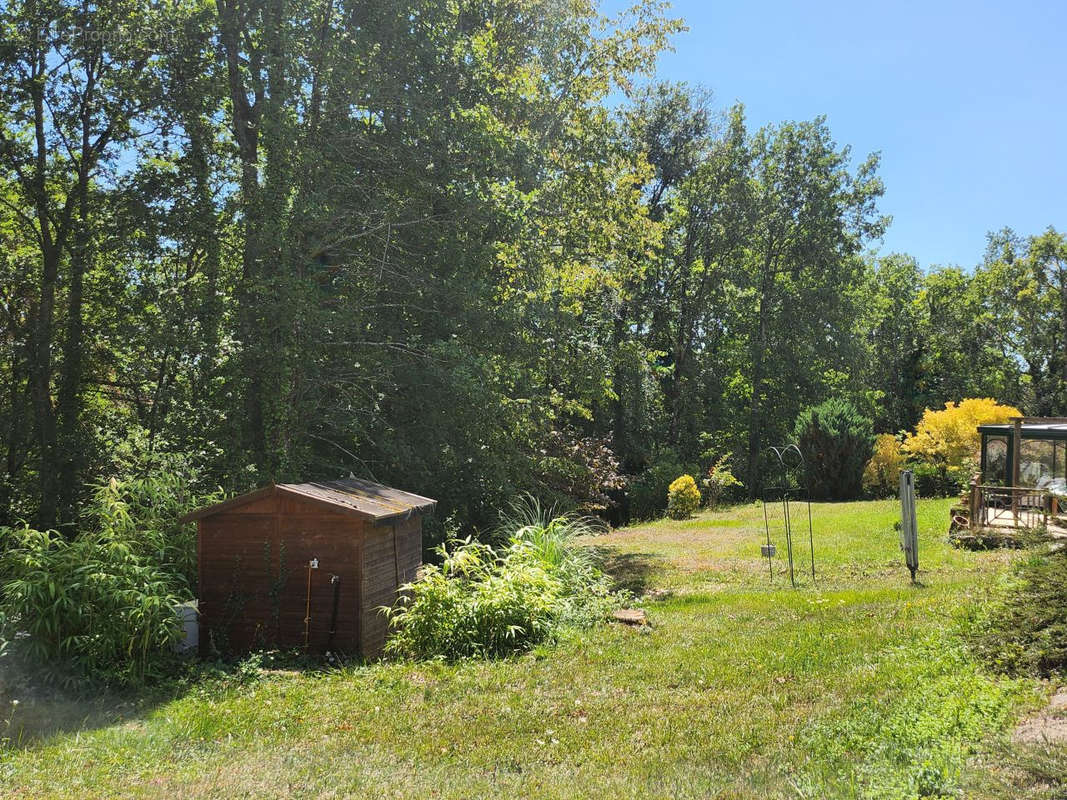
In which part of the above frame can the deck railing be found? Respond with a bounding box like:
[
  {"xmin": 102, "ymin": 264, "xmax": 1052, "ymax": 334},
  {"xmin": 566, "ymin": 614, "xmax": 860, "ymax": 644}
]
[{"xmin": 968, "ymin": 479, "xmax": 1050, "ymax": 530}]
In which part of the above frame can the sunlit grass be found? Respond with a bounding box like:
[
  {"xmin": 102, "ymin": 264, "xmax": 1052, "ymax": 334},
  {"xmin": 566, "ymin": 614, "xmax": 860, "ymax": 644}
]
[{"xmin": 1, "ymin": 498, "xmax": 1059, "ymax": 798}]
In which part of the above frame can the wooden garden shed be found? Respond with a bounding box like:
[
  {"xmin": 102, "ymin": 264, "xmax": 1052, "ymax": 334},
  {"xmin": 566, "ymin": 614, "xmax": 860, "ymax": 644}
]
[{"xmin": 180, "ymin": 479, "xmax": 436, "ymax": 659}]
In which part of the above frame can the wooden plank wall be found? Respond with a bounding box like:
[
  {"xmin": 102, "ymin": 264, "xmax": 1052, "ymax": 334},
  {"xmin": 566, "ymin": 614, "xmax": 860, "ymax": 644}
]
[
  {"xmin": 359, "ymin": 516, "xmax": 423, "ymax": 659},
  {"xmin": 275, "ymin": 512, "xmax": 362, "ymax": 654},
  {"xmin": 198, "ymin": 494, "xmax": 363, "ymax": 656},
  {"xmin": 394, "ymin": 516, "xmax": 422, "ymax": 586},
  {"xmin": 198, "ymin": 512, "xmax": 275, "ymax": 655}
]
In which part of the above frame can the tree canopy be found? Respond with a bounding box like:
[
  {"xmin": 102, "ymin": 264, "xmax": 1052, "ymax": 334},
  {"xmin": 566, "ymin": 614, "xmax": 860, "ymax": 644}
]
[{"xmin": 0, "ymin": 0, "xmax": 1061, "ymax": 532}]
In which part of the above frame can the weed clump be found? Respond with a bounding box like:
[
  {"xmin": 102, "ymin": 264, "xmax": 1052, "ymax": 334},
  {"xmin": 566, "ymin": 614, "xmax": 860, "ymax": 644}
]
[
  {"xmin": 967, "ymin": 546, "xmax": 1067, "ymax": 676},
  {"xmin": 383, "ymin": 501, "xmax": 623, "ymax": 660}
]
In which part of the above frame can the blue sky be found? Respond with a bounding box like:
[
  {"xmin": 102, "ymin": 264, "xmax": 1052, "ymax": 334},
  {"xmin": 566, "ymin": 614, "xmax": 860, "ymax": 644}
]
[{"xmin": 602, "ymin": 0, "xmax": 1067, "ymax": 269}]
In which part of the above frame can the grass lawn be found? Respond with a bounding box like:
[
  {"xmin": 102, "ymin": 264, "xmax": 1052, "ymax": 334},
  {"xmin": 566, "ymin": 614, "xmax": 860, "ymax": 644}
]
[{"xmin": 2, "ymin": 498, "xmax": 1063, "ymax": 798}]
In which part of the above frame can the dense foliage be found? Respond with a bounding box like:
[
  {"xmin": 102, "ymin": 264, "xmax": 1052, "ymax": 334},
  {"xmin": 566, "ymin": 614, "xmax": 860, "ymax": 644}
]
[
  {"xmin": 0, "ymin": 0, "xmax": 1061, "ymax": 535},
  {"xmin": 862, "ymin": 434, "xmax": 906, "ymax": 498},
  {"xmin": 0, "ymin": 462, "xmax": 219, "ymax": 686},
  {"xmin": 856, "ymin": 397, "xmax": 1021, "ymax": 498},
  {"xmin": 901, "ymin": 398, "xmax": 1021, "ymax": 470},
  {"xmin": 383, "ymin": 509, "xmax": 620, "ymax": 660},
  {"xmin": 701, "ymin": 453, "xmax": 742, "ymax": 508},
  {"xmin": 794, "ymin": 399, "xmax": 875, "ymax": 501},
  {"xmin": 627, "ymin": 456, "xmax": 693, "ymax": 521}
]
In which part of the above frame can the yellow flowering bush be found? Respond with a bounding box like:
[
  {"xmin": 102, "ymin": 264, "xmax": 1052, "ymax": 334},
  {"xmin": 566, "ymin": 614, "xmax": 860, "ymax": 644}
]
[
  {"xmin": 667, "ymin": 474, "xmax": 702, "ymax": 519},
  {"xmin": 862, "ymin": 433, "xmax": 906, "ymax": 497},
  {"xmin": 901, "ymin": 398, "xmax": 1021, "ymax": 468}
]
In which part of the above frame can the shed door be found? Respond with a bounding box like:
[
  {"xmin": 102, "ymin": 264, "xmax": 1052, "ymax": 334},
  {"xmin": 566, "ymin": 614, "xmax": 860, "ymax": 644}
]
[{"xmin": 275, "ymin": 514, "xmax": 361, "ymax": 653}]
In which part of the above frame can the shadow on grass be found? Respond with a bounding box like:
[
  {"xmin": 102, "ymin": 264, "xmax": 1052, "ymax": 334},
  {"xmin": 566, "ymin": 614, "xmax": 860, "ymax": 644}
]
[
  {"xmin": 0, "ymin": 659, "xmax": 182, "ymax": 751},
  {"xmin": 587, "ymin": 545, "xmax": 661, "ymax": 594},
  {"xmin": 0, "ymin": 648, "xmax": 335, "ymax": 751}
]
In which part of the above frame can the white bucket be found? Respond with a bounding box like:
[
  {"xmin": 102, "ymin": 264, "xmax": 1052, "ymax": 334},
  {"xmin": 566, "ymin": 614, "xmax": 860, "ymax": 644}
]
[{"xmin": 173, "ymin": 600, "xmax": 199, "ymax": 653}]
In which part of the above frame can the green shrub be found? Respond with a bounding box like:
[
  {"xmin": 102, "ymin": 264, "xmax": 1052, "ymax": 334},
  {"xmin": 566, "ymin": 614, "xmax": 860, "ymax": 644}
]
[
  {"xmin": 627, "ymin": 457, "xmax": 689, "ymax": 520},
  {"xmin": 382, "ymin": 539, "xmax": 561, "ymax": 660},
  {"xmin": 912, "ymin": 461, "xmax": 969, "ymax": 498},
  {"xmin": 0, "ymin": 458, "xmax": 221, "ymax": 686},
  {"xmin": 383, "ymin": 503, "xmax": 621, "ymax": 660},
  {"xmin": 794, "ymin": 398, "xmax": 875, "ymax": 501},
  {"xmin": 0, "ymin": 526, "xmax": 185, "ymax": 686},
  {"xmin": 666, "ymin": 474, "xmax": 701, "ymax": 519},
  {"xmin": 967, "ymin": 548, "xmax": 1067, "ymax": 676},
  {"xmin": 533, "ymin": 430, "xmax": 627, "ymax": 517},
  {"xmin": 701, "ymin": 453, "xmax": 742, "ymax": 508}
]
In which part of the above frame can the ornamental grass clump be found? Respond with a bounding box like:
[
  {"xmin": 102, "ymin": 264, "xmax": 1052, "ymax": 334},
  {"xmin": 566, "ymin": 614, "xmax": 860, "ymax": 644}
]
[
  {"xmin": 383, "ymin": 500, "xmax": 621, "ymax": 660},
  {"xmin": 0, "ymin": 453, "xmax": 221, "ymax": 687}
]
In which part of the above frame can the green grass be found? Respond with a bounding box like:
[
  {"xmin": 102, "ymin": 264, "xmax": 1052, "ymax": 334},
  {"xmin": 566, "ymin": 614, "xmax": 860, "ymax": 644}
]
[{"xmin": 1, "ymin": 498, "xmax": 1061, "ymax": 798}]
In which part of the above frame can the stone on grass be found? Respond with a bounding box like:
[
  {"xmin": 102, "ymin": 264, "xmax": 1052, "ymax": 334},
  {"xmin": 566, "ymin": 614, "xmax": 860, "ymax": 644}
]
[{"xmin": 611, "ymin": 608, "xmax": 649, "ymax": 626}]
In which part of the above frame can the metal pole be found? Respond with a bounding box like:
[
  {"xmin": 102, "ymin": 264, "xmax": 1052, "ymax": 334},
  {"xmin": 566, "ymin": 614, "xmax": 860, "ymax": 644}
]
[
  {"xmin": 304, "ymin": 557, "xmax": 319, "ymax": 650},
  {"xmin": 807, "ymin": 496, "xmax": 815, "ymax": 583},
  {"xmin": 782, "ymin": 490, "xmax": 795, "ymax": 588},
  {"xmin": 327, "ymin": 575, "xmax": 341, "ymax": 650},
  {"xmin": 762, "ymin": 492, "xmax": 774, "ymax": 582},
  {"xmin": 1012, "ymin": 418, "xmax": 1022, "ymax": 524},
  {"xmin": 900, "ymin": 470, "xmax": 919, "ymax": 583},
  {"xmin": 304, "ymin": 563, "xmax": 312, "ymax": 649}
]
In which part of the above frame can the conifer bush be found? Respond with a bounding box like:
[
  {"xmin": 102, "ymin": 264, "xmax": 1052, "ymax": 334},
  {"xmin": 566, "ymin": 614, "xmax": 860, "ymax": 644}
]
[{"xmin": 794, "ymin": 399, "xmax": 875, "ymax": 501}]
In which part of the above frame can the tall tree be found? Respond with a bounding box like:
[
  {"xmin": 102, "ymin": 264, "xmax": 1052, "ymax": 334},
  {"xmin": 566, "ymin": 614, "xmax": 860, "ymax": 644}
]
[
  {"xmin": 862, "ymin": 254, "xmax": 925, "ymax": 432},
  {"xmin": 739, "ymin": 118, "xmax": 886, "ymax": 493},
  {"xmin": 649, "ymin": 105, "xmax": 750, "ymax": 454},
  {"xmin": 0, "ymin": 1, "xmax": 161, "ymax": 527},
  {"xmin": 615, "ymin": 82, "xmax": 714, "ymax": 468}
]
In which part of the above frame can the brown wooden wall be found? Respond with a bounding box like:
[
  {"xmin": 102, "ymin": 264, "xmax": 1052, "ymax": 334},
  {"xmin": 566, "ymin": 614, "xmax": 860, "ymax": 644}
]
[
  {"xmin": 197, "ymin": 492, "xmax": 423, "ymax": 660},
  {"xmin": 197, "ymin": 494, "xmax": 363, "ymax": 656},
  {"xmin": 359, "ymin": 515, "xmax": 422, "ymax": 658}
]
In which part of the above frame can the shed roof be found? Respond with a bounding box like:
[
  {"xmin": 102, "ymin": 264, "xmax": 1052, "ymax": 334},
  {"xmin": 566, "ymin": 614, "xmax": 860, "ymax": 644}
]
[{"xmin": 179, "ymin": 478, "xmax": 437, "ymax": 524}]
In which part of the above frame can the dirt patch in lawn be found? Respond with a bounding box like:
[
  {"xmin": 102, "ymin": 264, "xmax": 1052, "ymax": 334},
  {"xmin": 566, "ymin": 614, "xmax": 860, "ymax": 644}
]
[
  {"xmin": 583, "ymin": 522, "xmax": 780, "ymax": 596},
  {"xmin": 1014, "ymin": 688, "xmax": 1067, "ymax": 745}
]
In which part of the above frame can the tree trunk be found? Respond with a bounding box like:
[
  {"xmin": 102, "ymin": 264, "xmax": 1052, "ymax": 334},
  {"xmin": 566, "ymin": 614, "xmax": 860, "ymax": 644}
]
[
  {"xmin": 744, "ymin": 298, "xmax": 767, "ymax": 498},
  {"xmin": 217, "ymin": 0, "xmax": 270, "ymax": 472},
  {"xmin": 29, "ymin": 245, "xmax": 60, "ymax": 530},
  {"xmin": 667, "ymin": 219, "xmax": 697, "ymax": 447},
  {"xmin": 3, "ymin": 332, "xmax": 28, "ymax": 525},
  {"xmin": 56, "ymin": 167, "xmax": 92, "ymax": 524},
  {"xmin": 745, "ymin": 262, "xmax": 774, "ymax": 497},
  {"xmin": 27, "ymin": 51, "xmax": 61, "ymax": 530},
  {"xmin": 610, "ymin": 310, "xmax": 632, "ymax": 470},
  {"xmin": 1059, "ymin": 269, "xmax": 1067, "ymax": 402}
]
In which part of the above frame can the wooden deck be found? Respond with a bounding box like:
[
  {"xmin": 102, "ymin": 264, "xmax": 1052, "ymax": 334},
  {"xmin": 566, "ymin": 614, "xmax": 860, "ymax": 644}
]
[
  {"xmin": 958, "ymin": 477, "xmax": 1067, "ymax": 540},
  {"xmin": 982, "ymin": 511, "xmax": 1067, "ymax": 537}
]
